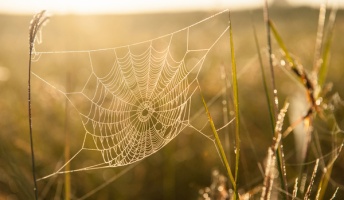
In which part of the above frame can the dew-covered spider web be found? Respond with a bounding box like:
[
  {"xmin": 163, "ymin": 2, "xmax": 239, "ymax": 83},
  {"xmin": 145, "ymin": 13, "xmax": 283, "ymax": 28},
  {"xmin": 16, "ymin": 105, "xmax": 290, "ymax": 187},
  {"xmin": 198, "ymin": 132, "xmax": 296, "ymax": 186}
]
[{"xmin": 32, "ymin": 10, "xmax": 233, "ymax": 180}]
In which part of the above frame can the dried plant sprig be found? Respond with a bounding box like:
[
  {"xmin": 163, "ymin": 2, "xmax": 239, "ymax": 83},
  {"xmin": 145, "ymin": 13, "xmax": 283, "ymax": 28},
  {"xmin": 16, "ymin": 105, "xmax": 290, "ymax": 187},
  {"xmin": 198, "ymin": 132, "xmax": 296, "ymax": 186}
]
[
  {"xmin": 260, "ymin": 146, "xmax": 276, "ymax": 200},
  {"xmin": 304, "ymin": 159, "xmax": 319, "ymax": 200},
  {"xmin": 292, "ymin": 178, "xmax": 298, "ymax": 199},
  {"xmin": 261, "ymin": 102, "xmax": 289, "ymax": 200},
  {"xmin": 263, "ymin": 2, "xmax": 292, "ymax": 198},
  {"xmin": 329, "ymin": 187, "xmax": 339, "ymax": 200},
  {"xmin": 29, "ymin": 10, "xmax": 49, "ymax": 51},
  {"xmin": 28, "ymin": 10, "xmax": 49, "ymax": 200}
]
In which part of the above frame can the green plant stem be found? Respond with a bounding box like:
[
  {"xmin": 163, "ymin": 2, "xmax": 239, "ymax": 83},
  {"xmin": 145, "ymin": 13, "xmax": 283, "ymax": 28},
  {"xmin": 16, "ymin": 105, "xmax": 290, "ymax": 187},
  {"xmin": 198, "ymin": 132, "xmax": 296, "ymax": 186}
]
[
  {"xmin": 200, "ymin": 94, "xmax": 238, "ymax": 199},
  {"xmin": 264, "ymin": 0, "xmax": 278, "ymax": 119},
  {"xmin": 64, "ymin": 73, "xmax": 71, "ymax": 200},
  {"xmin": 251, "ymin": 15, "xmax": 274, "ymax": 136},
  {"xmin": 28, "ymin": 38, "xmax": 38, "ymax": 200},
  {"xmin": 253, "ymin": 18, "xmax": 289, "ymax": 199},
  {"xmin": 228, "ymin": 10, "xmax": 240, "ymax": 184},
  {"xmin": 313, "ymin": 3, "xmax": 326, "ymax": 74},
  {"xmin": 318, "ymin": 7, "xmax": 337, "ymax": 88},
  {"xmin": 317, "ymin": 139, "xmax": 343, "ymax": 199},
  {"xmin": 28, "ymin": 10, "xmax": 48, "ymax": 200},
  {"xmin": 264, "ymin": 2, "xmax": 289, "ymax": 199}
]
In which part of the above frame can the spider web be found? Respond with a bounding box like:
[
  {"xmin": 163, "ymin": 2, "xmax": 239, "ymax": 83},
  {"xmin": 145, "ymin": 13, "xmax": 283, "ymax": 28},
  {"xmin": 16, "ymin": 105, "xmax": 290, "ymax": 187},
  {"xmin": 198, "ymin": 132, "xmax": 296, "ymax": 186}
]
[{"xmin": 32, "ymin": 10, "xmax": 232, "ymax": 180}]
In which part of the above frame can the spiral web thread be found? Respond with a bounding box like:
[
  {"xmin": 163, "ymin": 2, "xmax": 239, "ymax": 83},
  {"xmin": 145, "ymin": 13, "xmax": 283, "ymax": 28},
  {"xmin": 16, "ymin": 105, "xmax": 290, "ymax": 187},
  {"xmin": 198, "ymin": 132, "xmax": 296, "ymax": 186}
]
[{"xmin": 33, "ymin": 10, "xmax": 232, "ymax": 180}]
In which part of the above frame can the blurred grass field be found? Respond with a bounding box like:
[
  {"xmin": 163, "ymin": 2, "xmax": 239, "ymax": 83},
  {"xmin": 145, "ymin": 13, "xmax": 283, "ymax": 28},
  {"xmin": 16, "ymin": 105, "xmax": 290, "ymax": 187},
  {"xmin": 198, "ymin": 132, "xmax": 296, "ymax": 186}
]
[{"xmin": 1, "ymin": 5, "xmax": 344, "ymax": 199}]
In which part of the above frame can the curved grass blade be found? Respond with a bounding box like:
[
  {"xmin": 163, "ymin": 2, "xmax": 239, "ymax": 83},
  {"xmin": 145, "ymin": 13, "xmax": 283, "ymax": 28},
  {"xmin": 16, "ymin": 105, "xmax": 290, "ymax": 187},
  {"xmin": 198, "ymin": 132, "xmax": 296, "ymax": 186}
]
[
  {"xmin": 313, "ymin": 3, "xmax": 327, "ymax": 74},
  {"xmin": 264, "ymin": 1, "xmax": 289, "ymax": 198},
  {"xmin": 228, "ymin": 9, "xmax": 241, "ymax": 184},
  {"xmin": 317, "ymin": 140, "xmax": 343, "ymax": 200},
  {"xmin": 251, "ymin": 13, "xmax": 274, "ymax": 136},
  {"xmin": 264, "ymin": 0, "xmax": 279, "ymax": 121},
  {"xmin": 318, "ymin": 7, "xmax": 337, "ymax": 88},
  {"xmin": 268, "ymin": 20, "xmax": 294, "ymax": 67},
  {"xmin": 200, "ymin": 92, "xmax": 238, "ymax": 199}
]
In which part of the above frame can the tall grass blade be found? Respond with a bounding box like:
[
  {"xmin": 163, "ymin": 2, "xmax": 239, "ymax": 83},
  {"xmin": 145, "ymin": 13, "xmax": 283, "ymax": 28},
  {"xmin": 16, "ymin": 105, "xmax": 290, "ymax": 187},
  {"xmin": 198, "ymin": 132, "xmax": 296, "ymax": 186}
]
[
  {"xmin": 28, "ymin": 10, "xmax": 49, "ymax": 200},
  {"xmin": 268, "ymin": 20, "xmax": 294, "ymax": 67},
  {"xmin": 264, "ymin": 1, "xmax": 288, "ymax": 198},
  {"xmin": 264, "ymin": 0, "xmax": 278, "ymax": 119},
  {"xmin": 304, "ymin": 159, "xmax": 319, "ymax": 200},
  {"xmin": 312, "ymin": 3, "xmax": 327, "ymax": 74},
  {"xmin": 228, "ymin": 9, "xmax": 240, "ymax": 184},
  {"xmin": 269, "ymin": 19, "xmax": 316, "ymax": 111},
  {"xmin": 261, "ymin": 147, "xmax": 276, "ymax": 200},
  {"xmin": 200, "ymin": 92, "xmax": 238, "ymax": 199},
  {"xmin": 261, "ymin": 102, "xmax": 289, "ymax": 200},
  {"xmin": 318, "ymin": 7, "xmax": 337, "ymax": 88},
  {"xmin": 220, "ymin": 64, "xmax": 232, "ymax": 156},
  {"xmin": 251, "ymin": 14, "xmax": 274, "ymax": 136},
  {"xmin": 317, "ymin": 141, "xmax": 343, "ymax": 200},
  {"xmin": 64, "ymin": 73, "xmax": 71, "ymax": 200}
]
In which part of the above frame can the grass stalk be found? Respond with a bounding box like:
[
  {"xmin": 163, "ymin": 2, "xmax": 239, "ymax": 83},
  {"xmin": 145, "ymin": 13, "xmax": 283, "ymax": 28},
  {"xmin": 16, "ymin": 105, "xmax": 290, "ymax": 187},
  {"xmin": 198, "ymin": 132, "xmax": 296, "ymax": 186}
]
[
  {"xmin": 64, "ymin": 73, "xmax": 71, "ymax": 200},
  {"xmin": 304, "ymin": 159, "xmax": 319, "ymax": 199},
  {"xmin": 253, "ymin": 13, "xmax": 290, "ymax": 199},
  {"xmin": 220, "ymin": 64, "xmax": 232, "ymax": 157},
  {"xmin": 317, "ymin": 7, "xmax": 337, "ymax": 88},
  {"xmin": 264, "ymin": 0, "xmax": 278, "ymax": 119},
  {"xmin": 268, "ymin": 20, "xmax": 293, "ymax": 66},
  {"xmin": 28, "ymin": 10, "xmax": 49, "ymax": 200},
  {"xmin": 200, "ymin": 92, "xmax": 238, "ymax": 199},
  {"xmin": 228, "ymin": 9, "xmax": 240, "ymax": 184},
  {"xmin": 312, "ymin": 3, "xmax": 327, "ymax": 74},
  {"xmin": 317, "ymin": 140, "xmax": 343, "ymax": 200},
  {"xmin": 313, "ymin": 8, "xmax": 338, "ymax": 198},
  {"xmin": 251, "ymin": 14, "xmax": 274, "ymax": 136},
  {"xmin": 264, "ymin": 2, "xmax": 289, "ymax": 198},
  {"xmin": 269, "ymin": 6, "xmax": 338, "ymax": 199}
]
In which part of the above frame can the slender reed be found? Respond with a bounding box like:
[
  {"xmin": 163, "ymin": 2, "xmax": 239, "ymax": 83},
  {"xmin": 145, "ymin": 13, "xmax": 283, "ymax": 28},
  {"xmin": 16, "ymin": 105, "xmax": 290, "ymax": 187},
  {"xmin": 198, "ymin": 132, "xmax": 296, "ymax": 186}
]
[
  {"xmin": 263, "ymin": 1, "xmax": 289, "ymax": 198},
  {"xmin": 228, "ymin": 9, "xmax": 240, "ymax": 185},
  {"xmin": 312, "ymin": 3, "xmax": 327, "ymax": 75},
  {"xmin": 263, "ymin": 0, "xmax": 278, "ymax": 118},
  {"xmin": 251, "ymin": 13, "xmax": 274, "ymax": 137},
  {"xmin": 28, "ymin": 10, "xmax": 49, "ymax": 200},
  {"xmin": 200, "ymin": 91, "xmax": 238, "ymax": 199},
  {"xmin": 64, "ymin": 73, "xmax": 71, "ymax": 200}
]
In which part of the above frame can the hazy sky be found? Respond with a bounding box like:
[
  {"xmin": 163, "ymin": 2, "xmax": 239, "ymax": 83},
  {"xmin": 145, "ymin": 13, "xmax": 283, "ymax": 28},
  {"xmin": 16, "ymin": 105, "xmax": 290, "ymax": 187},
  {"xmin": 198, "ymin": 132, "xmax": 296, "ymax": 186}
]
[{"xmin": 0, "ymin": 0, "xmax": 341, "ymax": 14}]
